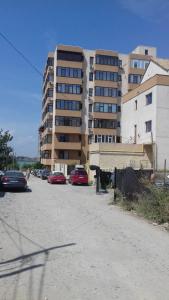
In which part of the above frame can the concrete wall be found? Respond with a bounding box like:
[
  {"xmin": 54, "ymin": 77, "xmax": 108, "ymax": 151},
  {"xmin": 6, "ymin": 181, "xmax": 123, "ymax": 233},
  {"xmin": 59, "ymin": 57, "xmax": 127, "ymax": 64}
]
[
  {"xmin": 142, "ymin": 61, "xmax": 168, "ymax": 83},
  {"xmin": 88, "ymin": 143, "xmax": 152, "ymax": 181},
  {"xmin": 156, "ymin": 85, "xmax": 169, "ymax": 169},
  {"xmin": 122, "ymin": 86, "xmax": 157, "ymax": 145}
]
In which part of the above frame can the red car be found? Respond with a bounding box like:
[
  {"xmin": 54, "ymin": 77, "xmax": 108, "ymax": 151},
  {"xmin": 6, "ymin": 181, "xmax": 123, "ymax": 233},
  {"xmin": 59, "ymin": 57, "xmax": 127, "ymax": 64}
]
[
  {"xmin": 69, "ymin": 169, "xmax": 88, "ymax": 185},
  {"xmin": 47, "ymin": 172, "xmax": 66, "ymax": 184}
]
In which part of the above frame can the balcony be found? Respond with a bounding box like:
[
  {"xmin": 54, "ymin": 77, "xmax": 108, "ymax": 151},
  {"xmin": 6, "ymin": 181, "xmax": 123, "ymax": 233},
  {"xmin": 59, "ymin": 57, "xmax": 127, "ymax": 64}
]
[
  {"xmin": 55, "ymin": 126, "xmax": 81, "ymax": 134},
  {"xmin": 93, "ymin": 112, "xmax": 117, "ymax": 119},
  {"xmin": 54, "ymin": 141, "xmax": 81, "ymax": 150},
  {"xmin": 41, "ymin": 144, "xmax": 52, "ymax": 151},
  {"xmin": 54, "ymin": 158, "xmax": 80, "ymax": 165}
]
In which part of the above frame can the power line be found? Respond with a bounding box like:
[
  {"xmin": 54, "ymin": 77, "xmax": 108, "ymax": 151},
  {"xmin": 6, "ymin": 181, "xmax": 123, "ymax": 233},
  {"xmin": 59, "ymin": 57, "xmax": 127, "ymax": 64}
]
[{"xmin": 0, "ymin": 31, "xmax": 43, "ymax": 77}]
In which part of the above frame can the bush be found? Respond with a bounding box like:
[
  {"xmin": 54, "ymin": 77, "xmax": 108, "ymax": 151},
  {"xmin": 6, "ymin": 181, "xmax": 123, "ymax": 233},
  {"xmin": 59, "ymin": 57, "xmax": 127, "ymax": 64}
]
[
  {"xmin": 136, "ymin": 187, "xmax": 169, "ymax": 224},
  {"xmin": 114, "ymin": 186, "xmax": 169, "ymax": 224}
]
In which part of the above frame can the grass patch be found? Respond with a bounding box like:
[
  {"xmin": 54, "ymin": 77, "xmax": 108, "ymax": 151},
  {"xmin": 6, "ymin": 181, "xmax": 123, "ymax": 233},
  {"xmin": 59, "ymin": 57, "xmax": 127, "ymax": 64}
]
[{"xmin": 114, "ymin": 186, "xmax": 169, "ymax": 224}]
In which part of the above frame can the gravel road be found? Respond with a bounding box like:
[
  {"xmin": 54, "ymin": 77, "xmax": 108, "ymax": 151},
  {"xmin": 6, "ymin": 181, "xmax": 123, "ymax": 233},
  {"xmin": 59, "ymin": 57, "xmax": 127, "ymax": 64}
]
[{"xmin": 0, "ymin": 176, "xmax": 169, "ymax": 300}]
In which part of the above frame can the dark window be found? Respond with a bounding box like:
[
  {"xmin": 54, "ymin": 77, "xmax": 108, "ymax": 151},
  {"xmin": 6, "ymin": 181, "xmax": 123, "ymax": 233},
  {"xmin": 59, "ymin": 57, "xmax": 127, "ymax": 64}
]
[
  {"xmin": 56, "ymin": 67, "xmax": 82, "ymax": 78},
  {"xmin": 90, "ymin": 57, "xmax": 94, "ymax": 65},
  {"xmin": 56, "ymin": 83, "xmax": 81, "ymax": 94},
  {"xmin": 57, "ymin": 50, "xmax": 83, "ymax": 62},
  {"xmin": 56, "ymin": 100, "xmax": 81, "ymax": 111},
  {"xmin": 96, "ymin": 55, "xmax": 119, "ymax": 66},
  {"xmin": 145, "ymin": 49, "xmax": 148, "ymax": 55},
  {"xmin": 48, "ymin": 104, "xmax": 53, "ymax": 112},
  {"xmin": 59, "ymin": 150, "xmax": 69, "ymax": 159},
  {"xmin": 47, "ymin": 88, "xmax": 53, "ymax": 97},
  {"xmin": 135, "ymin": 100, "xmax": 137, "ymax": 110},
  {"xmin": 145, "ymin": 120, "xmax": 152, "ymax": 132},
  {"xmin": 58, "ymin": 135, "xmax": 69, "ymax": 142},
  {"xmin": 95, "ymin": 71, "xmax": 118, "ymax": 82},
  {"xmin": 89, "ymin": 72, "xmax": 93, "ymax": 81},
  {"xmin": 89, "ymin": 88, "xmax": 93, "ymax": 97},
  {"xmin": 47, "ymin": 57, "xmax": 54, "ymax": 66},
  {"xmin": 146, "ymin": 93, "xmax": 152, "ymax": 105},
  {"xmin": 128, "ymin": 74, "xmax": 143, "ymax": 84},
  {"xmin": 94, "ymin": 119, "xmax": 117, "ymax": 129},
  {"xmin": 94, "ymin": 103, "xmax": 117, "ymax": 113},
  {"xmin": 95, "ymin": 86, "xmax": 118, "ymax": 97},
  {"xmin": 55, "ymin": 116, "xmax": 81, "ymax": 127}
]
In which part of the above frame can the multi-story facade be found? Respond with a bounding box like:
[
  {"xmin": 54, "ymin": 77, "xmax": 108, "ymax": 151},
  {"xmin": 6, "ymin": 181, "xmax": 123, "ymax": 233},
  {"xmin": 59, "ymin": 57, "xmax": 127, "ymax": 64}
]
[{"xmin": 39, "ymin": 44, "xmax": 168, "ymax": 172}]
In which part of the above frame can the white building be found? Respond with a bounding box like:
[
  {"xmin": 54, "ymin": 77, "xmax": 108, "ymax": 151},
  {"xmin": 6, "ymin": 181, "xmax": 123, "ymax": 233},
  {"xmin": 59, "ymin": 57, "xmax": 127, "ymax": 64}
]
[{"xmin": 122, "ymin": 60, "xmax": 169, "ymax": 170}]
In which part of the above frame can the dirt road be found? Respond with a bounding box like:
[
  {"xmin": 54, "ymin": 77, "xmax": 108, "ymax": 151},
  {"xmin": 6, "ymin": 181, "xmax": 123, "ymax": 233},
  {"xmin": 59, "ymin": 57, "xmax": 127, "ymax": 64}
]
[{"xmin": 0, "ymin": 176, "xmax": 169, "ymax": 300}]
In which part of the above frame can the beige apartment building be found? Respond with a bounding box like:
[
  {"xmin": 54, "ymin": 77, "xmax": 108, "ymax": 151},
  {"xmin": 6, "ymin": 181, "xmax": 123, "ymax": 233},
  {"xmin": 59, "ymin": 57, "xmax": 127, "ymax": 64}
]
[{"xmin": 39, "ymin": 44, "xmax": 168, "ymax": 172}]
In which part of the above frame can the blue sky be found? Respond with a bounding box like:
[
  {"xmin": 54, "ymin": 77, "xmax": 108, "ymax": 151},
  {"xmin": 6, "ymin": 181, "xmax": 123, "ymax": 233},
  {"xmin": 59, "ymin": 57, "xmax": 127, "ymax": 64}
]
[{"xmin": 0, "ymin": 0, "xmax": 169, "ymax": 157}]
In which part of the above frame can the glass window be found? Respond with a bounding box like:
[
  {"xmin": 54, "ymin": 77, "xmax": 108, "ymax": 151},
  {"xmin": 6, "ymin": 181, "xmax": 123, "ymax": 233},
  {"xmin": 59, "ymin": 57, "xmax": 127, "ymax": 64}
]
[
  {"xmin": 57, "ymin": 50, "xmax": 83, "ymax": 62},
  {"xmin": 89, "ymin": 72, "xmax": 93, "ymax": 81},
  {"xmin": 146, "ymin": 93, "xmax": 152, "ymax": 105},
  {"xmin": 56, "ymin": 84, "xmax": 81, "ymax": 94},
  {"xmin": 89, "ymin": 88, "xmax": 93, "ymax": 96},
  {"xmin": 90, "ymin": 57, "xmax": 94, "ymax": 65},
  {"xmin": 145, "ymin": 120, "xmax": 152, "ymax": 132}
]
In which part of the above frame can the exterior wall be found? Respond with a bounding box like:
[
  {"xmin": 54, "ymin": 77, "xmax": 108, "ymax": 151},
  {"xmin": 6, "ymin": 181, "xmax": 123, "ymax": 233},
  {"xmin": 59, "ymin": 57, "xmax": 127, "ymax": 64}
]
[
  {"xmin": 132, "ymin": 46, "xmax": 157, "ymax": 57},
  {"xmin": 122, "ymin": 86, "xmax": 157, "ymax": 144},
  {"xmin": 142, "ymin": 61, "xmax": 168, "ymax": 83},
  {"xmin": 88, "ymin": 143, "xmax": 152, "ymax": 181},
  {"xmin": 156, "ymin": 85, "xmax": 169, "ymax": 169}
]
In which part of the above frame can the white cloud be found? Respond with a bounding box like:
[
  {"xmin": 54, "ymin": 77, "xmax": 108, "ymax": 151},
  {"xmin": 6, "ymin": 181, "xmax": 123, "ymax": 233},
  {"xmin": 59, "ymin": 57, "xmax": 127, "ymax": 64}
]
[{"xmin": 118, "ymin": 0, "xmax": 169, "ymax": 22}]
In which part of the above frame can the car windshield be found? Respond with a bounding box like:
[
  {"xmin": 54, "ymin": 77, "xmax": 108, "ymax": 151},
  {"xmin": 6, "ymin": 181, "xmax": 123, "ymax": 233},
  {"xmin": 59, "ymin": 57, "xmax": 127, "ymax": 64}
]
[
  {"xmin": 5, "ymin": 171, "xmax": 24, "ymax": 177},
  {"xmin": 52, "ymin": 172, "xmax": 64, "ymax": 176}
]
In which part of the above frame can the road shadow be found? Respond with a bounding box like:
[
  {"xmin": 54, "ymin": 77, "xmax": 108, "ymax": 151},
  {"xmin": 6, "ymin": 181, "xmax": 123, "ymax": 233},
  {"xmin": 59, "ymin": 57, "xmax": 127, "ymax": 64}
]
[{"xmin": 0, "ymin": 243, "xmax": 76, "ymax": 266}]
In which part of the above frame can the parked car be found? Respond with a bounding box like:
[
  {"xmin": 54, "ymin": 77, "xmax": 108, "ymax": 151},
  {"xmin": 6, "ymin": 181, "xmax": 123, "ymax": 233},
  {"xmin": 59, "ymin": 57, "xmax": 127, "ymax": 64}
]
[
  {"xmin": 40, "ymin": 169, "xmax": 50, "ymax": 180},
  {"xmin": 37, "ymin": 170, "xmax": 43, "ymax": 178},
  {"xmin": 69, "ymin": 169, "xmax": 88, "ymax": 185},
  {"xmin": 47, "ymin": 172, "xmax": 66, "ymax": 184},
  {"xmin": 1, "ymin": 170, "xmax": 27, "ymax": 191}
]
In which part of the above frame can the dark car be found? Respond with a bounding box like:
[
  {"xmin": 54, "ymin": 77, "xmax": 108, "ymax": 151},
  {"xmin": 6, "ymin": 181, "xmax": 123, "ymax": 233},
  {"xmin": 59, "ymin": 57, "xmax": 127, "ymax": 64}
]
[
  {"xmin": 69, "ymin": 169, "xmax": 88, "ymax": 185},
  {"xmin": 41, "ymin": 169, "xmax": 50, "ymax": 180},
  {"xmin": 47, "ymin": 172, "xmax": 66, "ymax": 184},
  {"xmin": 1, "ymin": 170, "xmax": 27, "ymax": 191}
]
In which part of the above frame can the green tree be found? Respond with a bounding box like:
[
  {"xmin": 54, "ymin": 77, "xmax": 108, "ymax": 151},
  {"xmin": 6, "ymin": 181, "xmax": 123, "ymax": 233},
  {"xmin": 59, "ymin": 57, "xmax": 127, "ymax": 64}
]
[{"xmin": 0, "ymin": 129, "xmax": 13, "ymax": 170}]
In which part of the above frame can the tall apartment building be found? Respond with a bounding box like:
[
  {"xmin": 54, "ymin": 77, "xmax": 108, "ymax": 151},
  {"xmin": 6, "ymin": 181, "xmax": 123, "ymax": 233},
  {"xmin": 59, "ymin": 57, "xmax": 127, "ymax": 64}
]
[{"xmin": 39, "ymin": 44, "xmax": 167, "ymax": 172}]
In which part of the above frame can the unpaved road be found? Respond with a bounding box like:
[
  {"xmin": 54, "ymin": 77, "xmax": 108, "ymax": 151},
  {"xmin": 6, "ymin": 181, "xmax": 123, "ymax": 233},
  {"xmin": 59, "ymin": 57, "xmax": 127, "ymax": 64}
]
[{"xmin": 0, "ymin": 176, "xmax": 169, "ymax": 300}]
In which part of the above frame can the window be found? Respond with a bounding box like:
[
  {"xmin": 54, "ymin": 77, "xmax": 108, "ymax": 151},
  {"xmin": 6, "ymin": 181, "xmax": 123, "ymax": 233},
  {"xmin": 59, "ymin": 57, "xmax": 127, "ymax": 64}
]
[
  {"xmin": 89, "ymin": 88, "xmax": 93, "ymax": 97},
  {"xmin": 90, "ymin": 57, "xmax": 94, "ymax": 65},
  {"xmin": 135, "ymin": 100, "xmax": 137, "ymax": 110},
  {"xmin": 47, "ymin": 88, "xmax": 53, "ymax": 97},
  {"xmin": 88, "ymin": 120, "xmax": 92, "ymax": 128},
  {"xmin": 55, "ymin": 116, "xmax": 81, "ymax": 127},
  {"xmin": 145, "ymin": 120, "xmax": 152, "ymax": 132},
  {"xmin": 89, "ymin": 72, "xmax": 93, "ymax": 81},
  {"xmin": 58, "ymin": 135, "xmax": 69, "ymax": 142},
  {"xmin": 95, "ymin": 86, "xmax": 118, "ymax": 97},
  {"xmin": 146, "ymin": 92, "xmax": 152, "ymax": 105},
  {"xmin": 95, "ymin": 71, "xmax": 118, "ymax": 82},
  {"xmin": 89, "ymin": 104, "xmax": 92, "ymax": 112},
  {"xmin": 56, "ymin": 83, "xmax": 81, "ymax": 94},
  {"xmin": 57, "ymin": 67, "xmax": 82, "ymax": 78},
  {"xmin": 145, "ymin": 49, "xmax": 148, "ymax": 55},
  {"xmin": 94, "ymin": 135, "xmax": 115, "ymax": 143},
  {"xmin": 96, "ymin": 55, "xmax": 119, "ymax": 66},
  {"xmin": 57, "ymin": 50, "xmax": 83, "ymax": 62},
  {"xmin": 130, "ymin": 59, "xmax": 149, "ymax": 69},
  {"xmin": 94, "ymin": 119, "xmax": 117, "ymax": 129},
  {"xmin": 47, "ymin": 104, "xmax": 53, "ymax": 112},
  {"xmin": 56, "ymin": 100, "xmax": 81, "ymax": 111},
  {"xmin": 94, "ymin": 103, "xmax": 117, "ymax": 113},
  {"xmin": 59, "ymin": 150, "xmax": 69, "ymax": 159},
  {"xmin": 128, "ymin": 74, "xmax": 143, "ymax": 84}
]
